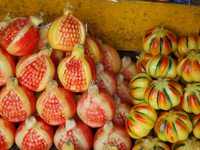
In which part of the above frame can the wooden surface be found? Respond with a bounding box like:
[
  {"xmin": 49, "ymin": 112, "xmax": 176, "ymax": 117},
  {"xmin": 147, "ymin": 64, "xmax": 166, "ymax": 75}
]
[{"xmin": 1, "ymin": 0, "xmax": 200, "ymax": 51}]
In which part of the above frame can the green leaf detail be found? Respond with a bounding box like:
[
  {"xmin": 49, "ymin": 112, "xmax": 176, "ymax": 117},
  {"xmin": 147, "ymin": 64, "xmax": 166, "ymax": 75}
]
[
  {"xmin": 130, "ymin": 97, "xmax": 144, "ymax": 101},
  {"xmin": 147, "ymin": 85, "xmax": 156, "ymax": 102},
  {"xmin": 181, "ymin": 54, "xmax": 188, "ymax": 60},
  {"xmin": 160, "ymin": 38, "xmax": 163, "ymax": 54},
  {"xmin": 172, "ymin": 143, "xmax": 185, "ymax": 150},
  {"xmin": 186, "ymin": 94, "xmax": 190, "ymax": 109},
  {"xmin": 135, "ymin": 140, "xmax": 143, "ymax": 145},
  {"xmin": 149, "ymin": 37, "xmax": 156, "ymax": 51},
  {"xmin": 165, "ymin": 35, "xmax": 172, "ymax": 51},
  {"xmin": 46, "ymin": 43, "xmax": 51, "ymax": 49},
  {"xmin": 172, "ymin": 122, "xmax": 177, "ymax": 135},
  {"xmin": 129, "ymin": 87, "xmax": 140, "ymax": 91},
  {"xmin": 128, "ymin": 116, "xmax": 138, "ymax": 124},
  {"xmin": 157, "ymin": 90, "xmax": 160, "ymax": 108},
  {"xmin": 138, "ymin": 145, "xmax": 145, "ymax": 150},
  {"xmin": 166, "ymin": 58, "xmax": 172, "ymax": 78},
  {"xmin": 135, "ymin": 110, "xmax": 146, "ymax": 115},
  {"xmin": 186, "ymin": 36, "xmax": 189, "ymax": 49},
  {"xmin": 126, "ymin": 118, "xmax": 138, "ymax": 137},
  {"xmin": 176, "ymin": 118, "xmax": 185, "ymax": 126},
  {"xmin": 196, "ymin": 89, "xmax": 200, "ymax": 93},
  {"xmin": 176, "ymin": 113, "xmax": 188, "ymax": 118},
  {"xmin": 155, "ymin": 117, "xmax": 164, "ymax": 129},
  {"xmin": 169, "ymin": 84, "xmax": 180, "ymax": 95},
  {"xmin": 162, "ymin": 88, "xmax": 172, "ymax": 107},
  {"xmin": 192, "ymin": 91, "xmax": 200, "ymax": 105},
  {"xmin": 158, "ymin": 146, "xmax": 166, "ymax": 150},
  {"xmin": 145, "ymin": 32, "xmax": 152, "ymax": 39},
  {"xmin": 65, "ymin": 141, "xmax": 71, "ymax": 145},
  {"xmin": 155, "ymin": 56, "xmax": 164, "ymax": 76},
  {"xmin": 130, "ymin": 76, "xmax": 150, "ymax": 84},
  {"xmin": 195, "ymin": 83, "xmax": 200, "ymax": 87}
]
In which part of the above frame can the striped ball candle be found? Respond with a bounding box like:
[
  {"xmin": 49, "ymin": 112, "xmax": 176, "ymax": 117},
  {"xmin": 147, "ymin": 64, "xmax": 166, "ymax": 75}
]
[
  {"xmin": 181, "ymin": 83, "xmax": 200, "ymax": 114},
  {"xmin": 145, "ymin": 54, "xmax": 177, "ymax": 79},
  {"xmin": 128, "ymin": 73, "xmax": 152, "ymax": 105},
  {"xmin": 144, "ymin": 77, "xmax": 183, "ymax": 110},
  {"xmin": 177, "ymin": 34, "xmax": 200, "ymax": 57},
  {"xmin": 176, "ymin": 49, "xmax": 200, "ymax": 82},
  {"xmin": 125, "ymin": 103, "xmax": 157, "ymax": 139},
  {"xmin": 154, "ymin": 110, "xmax": 193, "ymax": 143},
  {"xmin": 142, "ymin": 26, "xmax": 177, "ymax": 56}
]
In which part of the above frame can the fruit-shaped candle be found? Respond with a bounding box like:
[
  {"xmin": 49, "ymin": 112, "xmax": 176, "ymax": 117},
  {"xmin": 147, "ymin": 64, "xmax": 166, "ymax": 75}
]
[
  {"xmin": 119, "ymin": 56, "xmax": 137, "ymax": 83},
  {"xmin": 171, "ymin": 136, "xmax": 200, "ymax": 150},
  {"xmin": 0, "ymin": 48, "xmax": 15, "ymax": 86},
  {"xmin": 177, "ymin": 34, "xmax": 200, "ymax": 57},
  {"xmin": 57, "ymin": 44, "xmax": 96, "ymax": 92},
  {"xmin": 84, "ymin": 35, "xmax": 103, "ymax": 63},
  {"xmin": 35, "ymin": 26, "xmax": 65, "ymax": 66},
  {"xmin": 136, "ymin": 51, "xmax": 153, "ymax": 73},
  {"xmin": 181, "ymin": 83, "xmax": 200, "ymax": 114},
  {"xmin": 96, "ymin": 63, "xmax": 117, "ymax": 97},
  {"xmin": 144, "ymin": 77, "xmax": 183, "ymax": 110},
  {"xmin": 0, "ymin": 13, "xmax": 12, "ymax": 33},
  {"xmin": 193, "ymin": 114, "xmax": 200, "ymax": 139},
  {"xmin": 48, "ymin": 2, "xmax": 86, "ymax": 52},
  {"xmin": 115, "ymin": 74, "xmax": 131, "ymax": 104},
  {"xmin": 77, "ymin": 82, "xmax": 115, "ymax": 128},
  {"xmin": 154, "ymin": 110, "xmax": 193, "ymax": 143},
  {"xmin": 0, "ymin": 76, "xmax": 36, "ymax": 122},
  {"xmin": 54, "ymin": 118, "xmax": 93, "ymax": 150},
  {"xmin": 16, "ymin": 45, "xmax": 56, "ymax": 92},
  {"xmin": 125, "ymin": 103, "xmax": 157, "ymax": 139},
  {"xmin": 15, "ymin": 116, "xmax": 54, "ymax": 150},
  {"xmin": 143, "ymin": 26, "xmax": 178, "ymax": 56},
  {"xmin": 93, "ymin": 121, "xmax": 132, "ymax": 150},
  {"xmin": 129, "ymin": 73, "xmax": 152, "ymax": 105},
  {"xmin": 0, "ymin": 117, "xmax": 16, "ymax": 149},
  {"xmin": 97, "ymin": 39, "xmax": 121, "ymax": 74},
  {"xmin": 132, "ymin": 135, "xmax": 170, "ymax": 150},
  {"xmin": 112, "ymin": 96, "xmax": 132, "ymax": 126},
  {"xmin": 145, "ymin": 54, "xmax": 177, "ymax": 79},
  {"xmin": 36, "ymin": 79, "xmax": 76, "ymax": 126},
  {"xmin": 177, "ymin": 49, "xmax": 200, "ymax": 82},
  {"xmin": 0, "ymin": 13, "xmax": 43, "ymax": 56}
]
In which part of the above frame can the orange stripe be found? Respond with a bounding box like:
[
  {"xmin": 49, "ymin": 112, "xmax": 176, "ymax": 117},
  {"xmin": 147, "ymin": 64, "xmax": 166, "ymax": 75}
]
[
  {"xmin": 162, "ymin": 37, "xmax": 171, "ymax": 53},
  {"xmin": 175, "ymin": 120, "xmax": 186, "ymax": 130},
  {"xmin": 189, "ymin": 94, "xmax": 199, "ymax": 112},
  {"xmin": 152, "ymin": 38, "xmax": 159, "ymax": 50},
  {"xmin": 192, "ymin": 60, "xmax": 200, "ymax": 75},
  {"xmin": 182, "ymin": 59, "xmax": 191, "ymax": 75},
  {"xmin": 158, "ymin": 91, "xmax": 167, "ymax": 107},
  {"xmin": 135, "ymin": 114, "xmax": 146, "ymax": 124},
  {"xmin": 159, "ymin": 56, "xmax": 169, "ymax": 73}
]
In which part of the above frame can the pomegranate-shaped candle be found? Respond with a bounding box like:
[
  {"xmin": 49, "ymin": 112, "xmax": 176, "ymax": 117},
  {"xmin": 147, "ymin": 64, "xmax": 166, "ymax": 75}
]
[
  {"xmin": 54, "ymin": 118, "xmax": 93, "ymax": 150},
  {"xmin": 15, "ymin": 116, "xmax": 54, "ymax": 150},
  {"xmin": 77, "ymin": 83, "xmax": 115, "ymax": 128}
]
